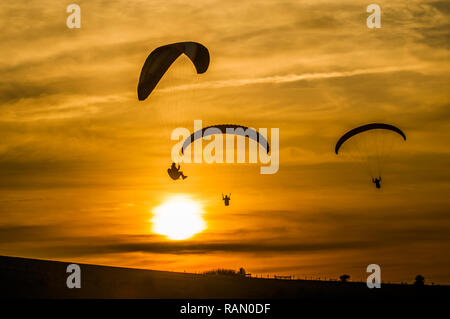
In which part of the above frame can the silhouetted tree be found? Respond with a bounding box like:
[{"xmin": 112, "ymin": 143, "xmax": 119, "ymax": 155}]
[
  {"xmin": 239, "ymin": 267, "xmax": 246, "ymax": 276},
  {"xmin": 414, "ymin": 275, "xmax": 425, "ymax": 286},
  {"xmin": 203, "ymin": 268, "xmax": 237, "ymax": 276},
  {"xmin": 340, "ymin": 274, "xmax": 350, "ymax": 283}
]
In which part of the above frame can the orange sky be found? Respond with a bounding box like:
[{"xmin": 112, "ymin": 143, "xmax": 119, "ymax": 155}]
[{"xmin": 0, "ymin": 0, "xmax": 449, "ymax": 284}]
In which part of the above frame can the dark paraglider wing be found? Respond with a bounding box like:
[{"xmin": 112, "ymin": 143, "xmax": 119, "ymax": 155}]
[
  {"xmin": 181, "ymin": 42, "xmax": 210, "ymax": 74},
  {"xmin": 137, "ymin": 42, "xmax": 210, "ymax": 101},
  {"xmin": 181, "ymin": 124, "xmax": 270, "ymax": 154},
  {"xmin": 335, "ymin": 123, "xmax": 406, "ymax": 154}
]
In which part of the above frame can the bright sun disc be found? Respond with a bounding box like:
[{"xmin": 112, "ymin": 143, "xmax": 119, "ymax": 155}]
[{"xmin": 151, "ymin": 196, "xmax": 206, "ymax": 240}]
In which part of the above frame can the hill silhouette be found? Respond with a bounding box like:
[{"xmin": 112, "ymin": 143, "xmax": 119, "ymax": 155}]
[{"xmin": 1, "ymin": 255, "xmax": 448, "ymax": 299}]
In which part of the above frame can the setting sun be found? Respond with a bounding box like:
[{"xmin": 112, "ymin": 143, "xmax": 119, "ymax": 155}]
[{"xmin": 151, "ymin": 196, "xmax": 206, "ymax": 240}]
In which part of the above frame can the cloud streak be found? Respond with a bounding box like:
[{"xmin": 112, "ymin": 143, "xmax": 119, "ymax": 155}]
[{"xmin": 160, "ymin": 65, "xmax": 425, "ymax": 93}]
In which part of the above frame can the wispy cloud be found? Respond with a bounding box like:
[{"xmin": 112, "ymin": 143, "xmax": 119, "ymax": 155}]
[{"xmin": 160, "ymin": 65, "xmax": 425, "ymax": 92}]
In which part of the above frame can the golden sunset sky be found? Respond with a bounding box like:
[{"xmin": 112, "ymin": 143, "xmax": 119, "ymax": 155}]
[{"xmin": 0, "ymin": 0, "xmax": 449, "ymax": 284}]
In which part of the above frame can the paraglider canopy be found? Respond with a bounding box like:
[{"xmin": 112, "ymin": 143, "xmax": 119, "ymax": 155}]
[
  {"xmin": 181, "ymin": 124, "xmax": 270, "ymax": 155},
  {"xmin": 335, "ymin": 123, "xmax": 406, "ymax": 154},
  {"xmin": 334, "ymin": 123, "xmax": 406, "ymax": 180},
  {"xmin": 138, "ymin": 42, "xmax": 210, "ymax": 101}
]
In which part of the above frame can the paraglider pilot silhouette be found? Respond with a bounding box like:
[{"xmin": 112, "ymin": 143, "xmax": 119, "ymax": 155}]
[
  {"xmin": 167, "ymin": 162, "xmax": 187, "ymax": 180},
  {"xmin": 372, "ymin": 176, "xmax": 382, "ymax": 189},
  {"xmin": 222, "ymin": 194, "xmax": 231, "ymax": 206}
]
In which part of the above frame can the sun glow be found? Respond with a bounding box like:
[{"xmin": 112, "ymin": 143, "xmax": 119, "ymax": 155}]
[{"xmin": 151, "ymin": 196, "xmax": 206, "ymax": 240}]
